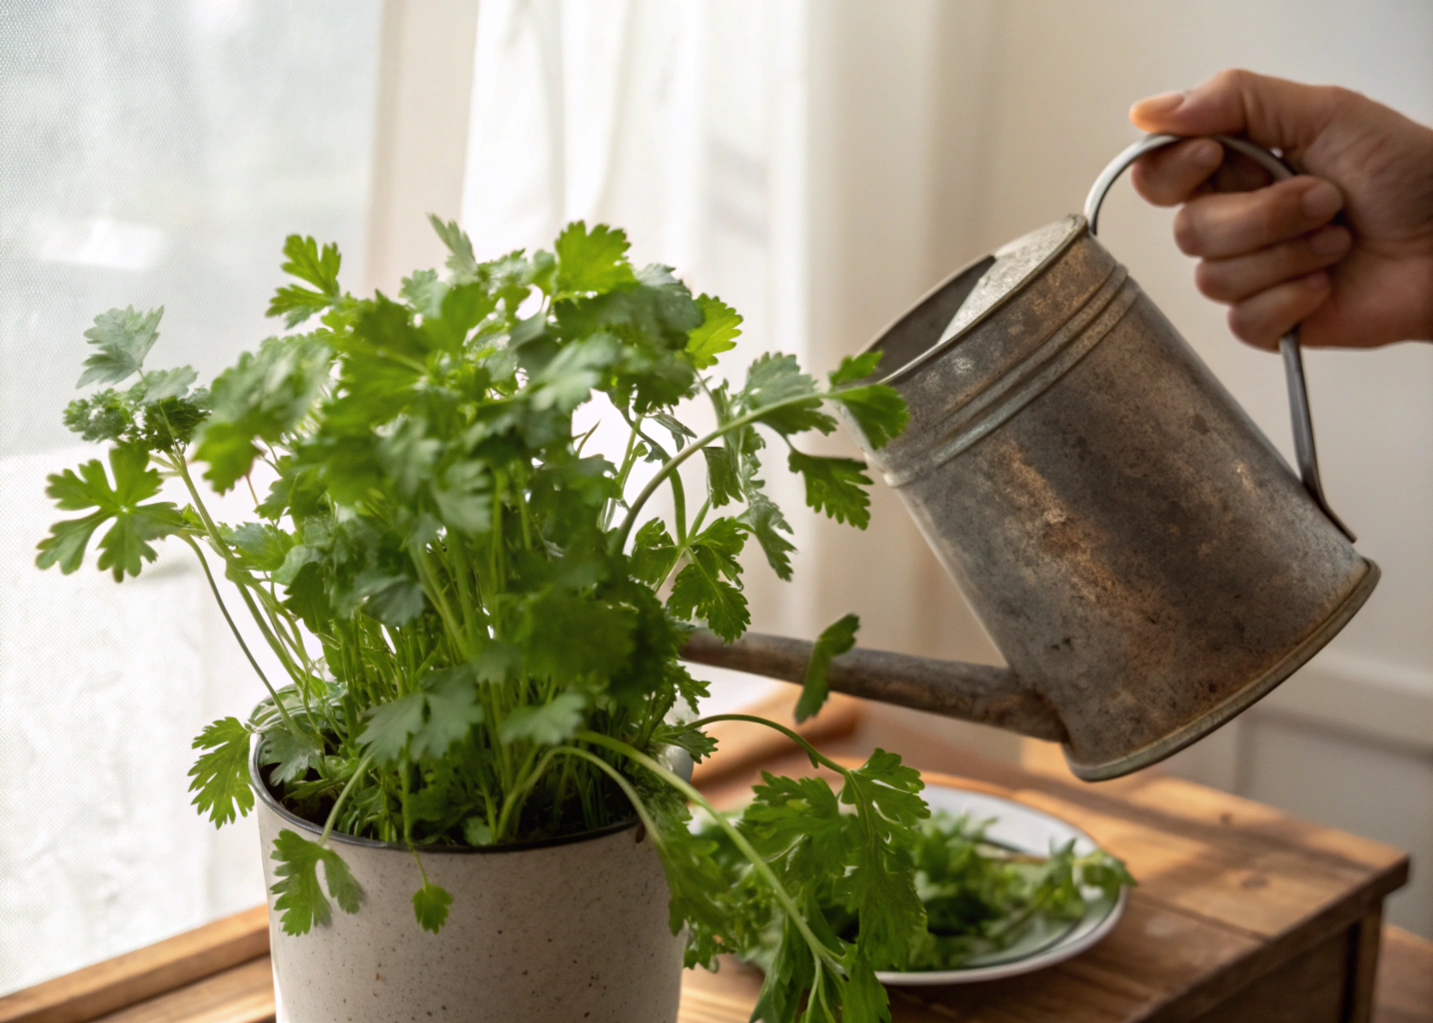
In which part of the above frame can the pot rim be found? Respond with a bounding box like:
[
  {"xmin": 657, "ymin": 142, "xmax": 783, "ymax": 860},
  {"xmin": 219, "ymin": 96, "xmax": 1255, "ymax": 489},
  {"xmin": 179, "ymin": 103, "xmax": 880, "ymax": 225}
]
[{"xmin": 249, "ymin": 733, "xmax": 641, "ymax": 854}]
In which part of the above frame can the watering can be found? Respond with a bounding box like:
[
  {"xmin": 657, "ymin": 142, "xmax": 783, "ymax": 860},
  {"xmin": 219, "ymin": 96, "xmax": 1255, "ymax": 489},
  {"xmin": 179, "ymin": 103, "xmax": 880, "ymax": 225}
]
[{"xmin": 680, "ymin": 134, "xmax": 1379, "ymax": 781}]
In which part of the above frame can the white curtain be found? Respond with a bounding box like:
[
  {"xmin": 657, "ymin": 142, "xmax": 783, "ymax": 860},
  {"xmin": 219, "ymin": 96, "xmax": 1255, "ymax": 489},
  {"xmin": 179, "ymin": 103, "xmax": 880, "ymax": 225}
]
[{"xmin": 0, "ymin": 0, "xmax": 383, "ymax": 992}]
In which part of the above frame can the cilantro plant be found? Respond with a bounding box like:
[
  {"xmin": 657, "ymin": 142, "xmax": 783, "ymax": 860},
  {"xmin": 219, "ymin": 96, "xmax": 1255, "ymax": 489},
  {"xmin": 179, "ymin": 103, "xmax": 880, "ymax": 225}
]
[
  {"xmin": 39, "ymin": 218, "xmax": 919, "ymax": 1022},
  {"xmin": 700, "ymin": 809, "xmax": 1134, "ymax": 975}
]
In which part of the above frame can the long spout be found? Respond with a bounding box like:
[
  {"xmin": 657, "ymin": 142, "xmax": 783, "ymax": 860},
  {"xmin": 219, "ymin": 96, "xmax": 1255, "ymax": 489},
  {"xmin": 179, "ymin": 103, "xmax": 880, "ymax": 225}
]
[{"xmin": 680, "ymin": 631, "xmax": 1068, "ymax": 743}]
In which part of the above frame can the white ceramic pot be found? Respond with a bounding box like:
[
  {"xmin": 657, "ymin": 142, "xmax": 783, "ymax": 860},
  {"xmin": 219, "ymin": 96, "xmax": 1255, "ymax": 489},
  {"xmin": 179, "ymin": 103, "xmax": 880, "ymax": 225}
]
[{"xmin": 252, "ymin": 744, "xmax": 685, "ymax": 1023}]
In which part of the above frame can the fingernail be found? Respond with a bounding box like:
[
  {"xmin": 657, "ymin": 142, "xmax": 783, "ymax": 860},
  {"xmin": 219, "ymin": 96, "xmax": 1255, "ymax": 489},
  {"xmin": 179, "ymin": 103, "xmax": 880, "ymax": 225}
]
[
  {"xmin": 1310, "ymin": 228, "xmax": 1349, "ymax": 257},
  {"xmin": 1301, "ymin": 181, "xmax": 1342, "ymax": 220},
  {"xmin": 1134, "ymin": 91, "xmax": 1186, "ymax": 116}
]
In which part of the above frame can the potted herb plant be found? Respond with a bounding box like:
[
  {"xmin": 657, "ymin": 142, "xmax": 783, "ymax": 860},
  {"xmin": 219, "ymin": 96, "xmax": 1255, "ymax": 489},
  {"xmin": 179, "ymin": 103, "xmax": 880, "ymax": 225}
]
[{"xmin": 37, "ymin": 217, "xmax": 924, "ymax": 1022}]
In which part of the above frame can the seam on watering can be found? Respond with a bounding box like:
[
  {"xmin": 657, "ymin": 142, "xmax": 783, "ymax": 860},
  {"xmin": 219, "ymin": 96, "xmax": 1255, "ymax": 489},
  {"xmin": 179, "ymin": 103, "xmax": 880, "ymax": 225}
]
[{"xmin": 885, "ymin": 267, "xmax": 1137, "ymax": 489}]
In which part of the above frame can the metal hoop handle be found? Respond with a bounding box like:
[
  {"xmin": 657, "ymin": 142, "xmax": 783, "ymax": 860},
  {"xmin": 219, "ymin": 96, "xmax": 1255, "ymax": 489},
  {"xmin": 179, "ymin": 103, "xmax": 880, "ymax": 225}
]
[{"xmin": 1084, "ymin": 133, "xmax": 1355, "ymax": 543}]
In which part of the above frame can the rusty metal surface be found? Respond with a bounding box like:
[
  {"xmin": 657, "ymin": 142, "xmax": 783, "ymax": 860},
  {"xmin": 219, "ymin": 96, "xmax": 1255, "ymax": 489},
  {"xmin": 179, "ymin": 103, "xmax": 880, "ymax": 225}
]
[
  {"xmin": 679, "ymin": 630, "xmax": 1067, "ymax": 742},
  {"xmin": 694, "ymin": 215, "xmax": 1376, "ymax": 781}
]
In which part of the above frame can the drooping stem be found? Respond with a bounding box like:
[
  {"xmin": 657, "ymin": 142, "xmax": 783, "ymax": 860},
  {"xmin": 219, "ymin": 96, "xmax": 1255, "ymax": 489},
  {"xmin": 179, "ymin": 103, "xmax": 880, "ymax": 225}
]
[
  {"xmin": 181, "ymin": 535, "xmax": 300, "ymax": 736},
  {"xmin": 573, "ymin": 730, "xmax": 845, "ymax": 975}
]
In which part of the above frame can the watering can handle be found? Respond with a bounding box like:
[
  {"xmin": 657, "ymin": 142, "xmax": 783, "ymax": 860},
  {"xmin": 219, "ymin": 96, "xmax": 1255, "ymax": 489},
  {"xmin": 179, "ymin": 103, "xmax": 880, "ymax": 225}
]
[{"xmin": 1083, "ymin": 133, "xmax": 1356, "ymax": 543}]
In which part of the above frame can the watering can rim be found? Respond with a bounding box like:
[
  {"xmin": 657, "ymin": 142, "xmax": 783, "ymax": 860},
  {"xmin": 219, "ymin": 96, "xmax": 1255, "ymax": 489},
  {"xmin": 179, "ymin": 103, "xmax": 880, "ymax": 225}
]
[{"xmin": 860, "ymin": 213, "xmax": 1088, "ymax": 387}]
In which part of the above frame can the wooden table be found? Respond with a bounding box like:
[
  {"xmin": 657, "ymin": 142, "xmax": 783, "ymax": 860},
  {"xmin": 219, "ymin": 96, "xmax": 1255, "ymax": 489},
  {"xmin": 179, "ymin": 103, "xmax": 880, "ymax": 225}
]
[{"xmin": 1, "ymin": 727, "xmax": 1423, "ymax": 1023}]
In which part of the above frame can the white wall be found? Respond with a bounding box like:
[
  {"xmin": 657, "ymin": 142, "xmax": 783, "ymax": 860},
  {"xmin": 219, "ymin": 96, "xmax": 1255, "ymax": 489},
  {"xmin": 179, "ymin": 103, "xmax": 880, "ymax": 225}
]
[{"xmin": 888, "ymin": 0, "xmax": 1433, "ymax": 934}]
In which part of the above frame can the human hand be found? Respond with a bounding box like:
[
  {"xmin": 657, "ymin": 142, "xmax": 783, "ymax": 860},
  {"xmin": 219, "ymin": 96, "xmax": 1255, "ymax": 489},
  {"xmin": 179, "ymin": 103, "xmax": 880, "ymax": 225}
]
[{"xmin": 1129, "ymin": 69, "xmax": 1433, "ymax": 349}]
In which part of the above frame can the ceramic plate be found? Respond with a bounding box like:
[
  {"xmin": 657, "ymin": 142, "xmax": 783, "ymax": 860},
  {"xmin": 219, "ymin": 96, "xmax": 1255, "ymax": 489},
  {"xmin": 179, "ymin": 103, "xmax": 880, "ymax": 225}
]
[{"xmin": 876, "ymin": 783, "xmax": 1128, "ymax": 986}]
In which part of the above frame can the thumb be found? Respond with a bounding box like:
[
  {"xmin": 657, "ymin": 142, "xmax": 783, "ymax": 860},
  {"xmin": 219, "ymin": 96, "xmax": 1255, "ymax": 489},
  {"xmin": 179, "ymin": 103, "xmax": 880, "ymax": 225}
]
[{"xmin": 1130, "ymin": 69, "xmax": 1341, "ymax": 157}]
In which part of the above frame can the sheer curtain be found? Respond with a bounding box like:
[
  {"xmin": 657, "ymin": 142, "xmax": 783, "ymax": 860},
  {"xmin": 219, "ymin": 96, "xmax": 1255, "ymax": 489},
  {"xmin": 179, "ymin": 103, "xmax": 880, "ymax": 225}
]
[
  {"xmin": 458, "ymin": 0, "xmax": 1004, "ymax": 719},
  {"xmin": 0, "ymin": 0, "xmax": 382, "ymax": 991}
]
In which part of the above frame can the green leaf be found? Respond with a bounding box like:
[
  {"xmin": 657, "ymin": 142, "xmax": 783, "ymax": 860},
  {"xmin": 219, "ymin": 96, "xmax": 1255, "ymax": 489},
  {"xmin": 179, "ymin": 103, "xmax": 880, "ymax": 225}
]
[
  {"xmin": 630, "ymin": 518, "xmax": 678, "ymax": 586},
  {"xmin": 795, "ymin": 613, "xmax": 859, "ymax": 723},
  {"xmin": 194, "ymin": 334, "xmax": 332, "ymax": 491},
  {"xmin": 463, "ymin": 818, "xmax": 494, "ymax": 846},
  {"xmin": 142, "ymin": 365, "xmax": 198, "ymax": 402},
  {"xmin": 260, "ymin": 727, "xmax": 325, "ymax": 785},
  {"xmin": 530, "ymin": 333, "xmax": 621, "ymax": 413},
  {"xmin": 788, "ymin": 450, "xmax": 873, "ymax": 528},
  {"xmin": 267, "ymin": 236, "xmax": 342, "ymax": 327},
  {"xmin": 36, "ymin": 445, "xmax": 186, "ymax": 580},
  {"xmin": 498, "ymin": 691, "xmax": 587, "ymax": 745},
  {"xmin": 428, "ymin": 214, "xmax": 479, "ymax": 283},
  {"xmin": 226, "ymin": 522, "xmax": 294, "ymax": 572},
  {"xmin": 400, "ymin": 268, "xmax": 448, "ymax": 318},
  {"xmin": 554, "ymin": 222, "xmax": 637, "ymax": 296},
  {"xmin": 668, "ymin": 555, "xmax": 749, "ymax": 642},
  {"xmin": 741, "ymin": 490, "xmax": 795, "ymax": 582},
  {"xmin": 839, "ymin": 749, "xmax": 929, "ymax": 969},
  {"xmin": 412, "ymin": 882, "xmax": 453, "ymax": 933},
  {"xmin": 686, "ymin": 294, "xmax": 741, "ymax": 369},
  {"xmin": 359, "ymin": 691, "xmax": 426, "ymax": 766},
  {"xmin": 77, "ymin": 306, "xmax": 163, "ymax": 387},
  {"xmin": 662, "ymin": 724, "xmax": 718, "ymax": 764},
  {"xmin": 410, "ymin": 668, "xmax": 485, "ymax": 760},
  {"xmin": 700, "ymin": 446, "xmax": 742, "ymax": 508},
  {"xmin": 830, "ymin": 383, "xmax": 909, "ymax": 451},
  {"xmin": 269, "ymin": 830, "xmax": 363, "ymax": 936},
  {"xmin": 187, "ymin": 717, "xmax": 253, "ymax": 827},
  {"xmin": 737, "ymin": 353, "xmax": 837, "ymax": 437},
  {"xmin": 828, "ymin": 351, "xmax": 883, "ymax": 387},
  {"xmin": 359, "ymin": 669, "xmax": 485, "ymax": 765}
]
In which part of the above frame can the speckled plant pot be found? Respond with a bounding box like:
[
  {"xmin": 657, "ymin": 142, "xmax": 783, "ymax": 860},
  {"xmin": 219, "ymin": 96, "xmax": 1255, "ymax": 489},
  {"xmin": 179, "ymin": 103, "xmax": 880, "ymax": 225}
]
[{"xmin": 251, "ymin": 742, "xmax": 684, "ymax": 1023}]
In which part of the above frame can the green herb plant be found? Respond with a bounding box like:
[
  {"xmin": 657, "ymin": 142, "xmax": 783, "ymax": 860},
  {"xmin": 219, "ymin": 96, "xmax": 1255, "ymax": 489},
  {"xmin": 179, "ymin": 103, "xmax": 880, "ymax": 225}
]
[{"xmin": 39, "ymin": 218, "xmax": 919, "ymax": 1022}]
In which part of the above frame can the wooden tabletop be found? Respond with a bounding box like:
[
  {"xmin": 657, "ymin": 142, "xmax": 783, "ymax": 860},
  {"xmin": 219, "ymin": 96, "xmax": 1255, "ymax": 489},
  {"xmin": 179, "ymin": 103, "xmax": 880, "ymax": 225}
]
[{"xmin": 0, "ymin": 717, "xmax": 1422, "ymax": 1023}]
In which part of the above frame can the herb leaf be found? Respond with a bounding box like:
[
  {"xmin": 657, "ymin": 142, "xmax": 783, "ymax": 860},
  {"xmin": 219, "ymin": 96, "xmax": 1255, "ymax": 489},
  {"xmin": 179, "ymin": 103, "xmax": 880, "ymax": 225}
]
[
  {"xmin": 795, "ymin": 613, "xmax": 859, "ymax": 723},
  {"xmin": 187, "ymin": 717, "xmax": 254, "ymax": 827},
  {"xmin": 412, "ymin": 882, "xmax": 453, "ymax": 933},
  {"xmin": 36, "ymin": 445, "xmax": 187, "ymax": 579},
  {"xmin": 270, "ymin": 830, "xmax": 364, "ymax": 936},
  {"xmin": 788, "ymin": 451, "xmax": 873, "ymax": 528},
  {"xmin": 77, "ymin": 306, "xmax": 163, "ymax": 387}
]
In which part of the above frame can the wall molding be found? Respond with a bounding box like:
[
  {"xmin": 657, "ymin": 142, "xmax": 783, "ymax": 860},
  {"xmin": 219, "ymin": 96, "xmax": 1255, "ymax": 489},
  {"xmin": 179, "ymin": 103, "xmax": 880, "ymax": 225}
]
[{"xmin": 1254, "ymin": 651, "xmax": 1433, "ymax": 755}]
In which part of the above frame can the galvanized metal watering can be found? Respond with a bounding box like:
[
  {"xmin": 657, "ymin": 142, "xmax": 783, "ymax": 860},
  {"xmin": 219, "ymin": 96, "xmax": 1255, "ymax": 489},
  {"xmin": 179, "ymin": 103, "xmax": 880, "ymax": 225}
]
[{"xmin": 682, "ymin": 135, "xmax": 1380, "ymax": 781}]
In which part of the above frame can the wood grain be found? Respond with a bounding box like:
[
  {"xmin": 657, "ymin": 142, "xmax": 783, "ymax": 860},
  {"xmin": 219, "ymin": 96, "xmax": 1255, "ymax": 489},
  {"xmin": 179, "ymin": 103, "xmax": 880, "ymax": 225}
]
[
  {"xmin": 89, "ymin": 961, "xmax": 273, "ymax": 1023},
  {"xmin": 0, "ymin": 908, "xmax": 267, "ymax": 1023},
  {"xmin": 1376, "ymin": 927, "xmax": 1433, "ymax": 1023}
]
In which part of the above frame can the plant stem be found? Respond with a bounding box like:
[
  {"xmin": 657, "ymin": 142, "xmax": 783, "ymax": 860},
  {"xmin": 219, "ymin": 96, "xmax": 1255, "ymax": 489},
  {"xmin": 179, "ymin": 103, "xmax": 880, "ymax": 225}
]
[
  {"xmin": 319, "ymin": 753, "xmax": 374, "ymax": 845},
  {"xmin": 613, "ymin": 390, "xmax": 849, "ymax": 551},
  {"xmin": 573, "ymin": 730, "xmax": 845, "ymax": 975},
  {"xmin": 181, "ymin": 535, "xmax": 300, "ymax": 735}
]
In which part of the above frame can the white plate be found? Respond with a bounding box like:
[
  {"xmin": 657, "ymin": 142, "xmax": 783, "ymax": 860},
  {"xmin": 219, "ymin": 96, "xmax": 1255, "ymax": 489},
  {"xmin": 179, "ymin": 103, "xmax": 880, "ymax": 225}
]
[{"xmin": 876, "ymin": 783, "xmax": 1129, "ymax": 986}]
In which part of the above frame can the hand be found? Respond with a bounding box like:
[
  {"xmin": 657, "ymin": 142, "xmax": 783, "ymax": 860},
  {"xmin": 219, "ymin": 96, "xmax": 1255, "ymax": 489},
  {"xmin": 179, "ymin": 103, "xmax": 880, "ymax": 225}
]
[{"xmin": 1129, "ymin": 69, "xmax": 1433, "ymax": 349}]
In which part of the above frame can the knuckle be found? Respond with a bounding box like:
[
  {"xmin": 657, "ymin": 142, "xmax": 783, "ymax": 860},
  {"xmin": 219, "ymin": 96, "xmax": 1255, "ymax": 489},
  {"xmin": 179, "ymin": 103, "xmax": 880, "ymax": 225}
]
[
  {"xmin": 1172, "ymin": 209, "xmax": 1203, "ymax": 254},
  {"xmin": 1193, "ymin": 262, "xmax": 1231, "ymax": 301}
]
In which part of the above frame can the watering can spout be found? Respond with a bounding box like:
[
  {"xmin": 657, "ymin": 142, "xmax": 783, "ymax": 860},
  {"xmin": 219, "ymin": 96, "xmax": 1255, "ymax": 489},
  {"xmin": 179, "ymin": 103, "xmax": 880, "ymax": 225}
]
[{"xmin": 680, "ymin": 631, "xmax": 1069, "ymax": 744}]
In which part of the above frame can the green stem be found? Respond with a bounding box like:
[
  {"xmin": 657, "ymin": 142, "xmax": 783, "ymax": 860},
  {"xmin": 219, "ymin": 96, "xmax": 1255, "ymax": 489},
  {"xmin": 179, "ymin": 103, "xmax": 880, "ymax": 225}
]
[
  {"xmin": 495, "ymin": 747, "xmax": 561, "ymax": 839},
  {"xmin": 572, "ymin": 731, "xmax": 844, "ymax": 974},
  {"xmin": 181, "ymin": 535, "xmax": 300, "ymax": 736},
  {"xmin": 613, "ymin": 391, "xmax": 849, "ymax": 551},
  {"xmin": 319, "ymin": 753, "xmax": 374, "ymax": 845},
  {"xmin": 688, "ymin": 713, "xmax": 849, "ymax": 776}
]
